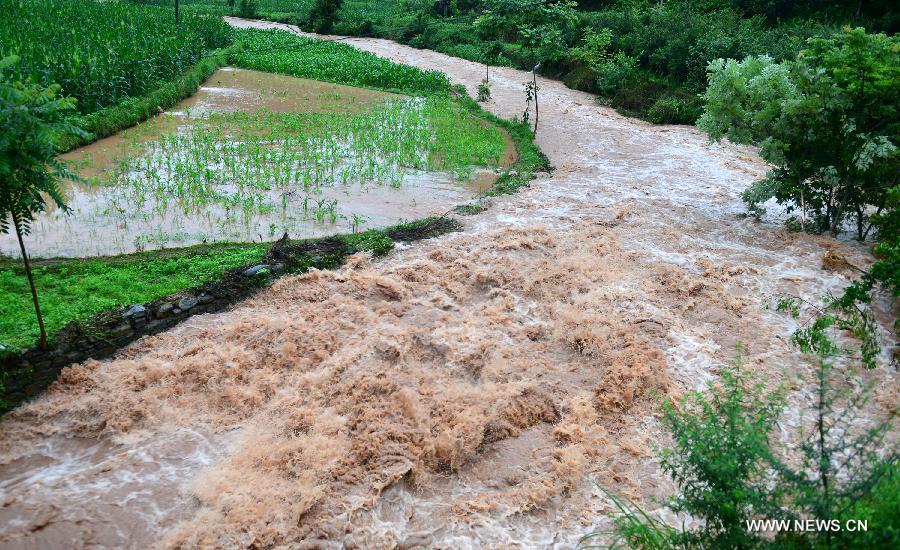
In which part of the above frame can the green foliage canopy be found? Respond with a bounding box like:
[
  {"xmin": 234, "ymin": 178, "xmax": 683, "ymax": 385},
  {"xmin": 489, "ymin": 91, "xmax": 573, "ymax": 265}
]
[
  {"xmin": 0, "ymin": 56, "xmax": 87, "ymax": 238},
  {"xmin": 307, "ymin": 0, "xmax": 344, "ymax": 33},
  {"xmin": 475, "ymin": 0, "xmax": 579, "ymax": 63},
  {"xmin": 699, "ymin": 28, "xmax": 899, "ymax": 239}
]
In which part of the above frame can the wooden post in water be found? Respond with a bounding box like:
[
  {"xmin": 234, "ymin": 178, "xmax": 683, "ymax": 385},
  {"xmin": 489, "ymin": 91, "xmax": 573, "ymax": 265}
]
[{"xmin": 532, "ymin": 63, "xmax": 540, "ymax": 133}]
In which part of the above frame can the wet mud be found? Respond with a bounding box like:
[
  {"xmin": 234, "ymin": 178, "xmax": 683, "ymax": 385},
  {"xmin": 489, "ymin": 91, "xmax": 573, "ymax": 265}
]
[{"xmin": 0, "ymin": 19, "xmax": 895, "ymax": 549}]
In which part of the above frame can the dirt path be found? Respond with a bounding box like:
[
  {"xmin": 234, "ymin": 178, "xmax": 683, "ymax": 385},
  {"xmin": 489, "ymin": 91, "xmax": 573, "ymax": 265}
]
[{"xmin": 0, "ymin": 18, "xmax": 895, "ymax": 549}]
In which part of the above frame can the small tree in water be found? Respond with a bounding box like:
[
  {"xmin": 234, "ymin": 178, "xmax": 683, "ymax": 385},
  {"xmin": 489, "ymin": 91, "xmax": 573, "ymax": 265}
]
[
  {"xmin": 523, "ymin": 73, "xmax": 539, "ymax": 132},
  {"xmin": 477, "ymin": 80, "xmax": 491, "ymax": 102},
  {"xmin": 0, "ymin": 56, "xmax": 86, "ymax": 349}
]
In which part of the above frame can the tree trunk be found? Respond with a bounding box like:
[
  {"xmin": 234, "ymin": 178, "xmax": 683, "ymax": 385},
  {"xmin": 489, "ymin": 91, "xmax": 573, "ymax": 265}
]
[
  {"xmin": 175, "ymin": 0, "xmax": 180, "ymax": 24},
  {"xmin": 12, "ymin": 213, "xmax": 47, "ymax": 349},
  {"xmin": 856, "ymin": 206, "xmax": 865, "ymax": 241},
  {"xmin": 817, "ymin": 367, "xmax": 832, "ymax": 547}
]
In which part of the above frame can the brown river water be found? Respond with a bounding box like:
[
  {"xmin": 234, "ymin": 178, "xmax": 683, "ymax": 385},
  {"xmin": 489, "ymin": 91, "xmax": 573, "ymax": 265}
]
[
  {"xmin": 0, "ymin": 18, "xmax": 895, "ymax": 549},
  {"xmin": 0, "ymin": 67, "xmax": 509, "ymax": 259}
]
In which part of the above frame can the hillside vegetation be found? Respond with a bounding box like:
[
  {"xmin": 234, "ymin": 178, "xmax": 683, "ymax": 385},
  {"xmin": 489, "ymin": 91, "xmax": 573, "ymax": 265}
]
[{"xmin": 134, "ymin": 0, "xmax": 896, "ymax": 123}]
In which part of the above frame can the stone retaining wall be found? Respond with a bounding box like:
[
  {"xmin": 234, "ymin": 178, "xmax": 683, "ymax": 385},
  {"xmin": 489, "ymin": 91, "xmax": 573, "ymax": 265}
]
[
  {"xmin": 0, "ymin": 217, "xmax": 463, "ymax": 411},
  {"xmin": 0, "ymin": 260, "xmax": 281, "ymax": 409}
]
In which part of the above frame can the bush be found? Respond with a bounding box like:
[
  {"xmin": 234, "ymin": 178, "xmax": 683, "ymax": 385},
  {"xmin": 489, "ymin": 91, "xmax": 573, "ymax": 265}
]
[
  {"xmin": 443, "ymin": 43, "xmax": 484, "ymax": 62},
  {"xmin": 656, "ymin": 357, "xmax": 786, "ymax": 547},
  {"xmin": 594, "ymin": 51, "xmax": 638, "ymax": 96},
  {"xmin": 332, "ymin": 17, "xmax": 374, "ymax": 37},
  {"xmin": 585, "ymin": 355, "xmax": 898, "ymax": 549},
  {"xmin": 306, "ymin": 0, "xmax": 343, "ymax": 34},
  {"xmin": 700, "ymin": 28, "xmax": 899, "ymax": 239},
  {"xmin": 238, "ymin": 0, "xmax": 258, "ymax": 18},
  {"xmin": 646, "ymin": 96, "xmax": 701, "ymax": 125}
]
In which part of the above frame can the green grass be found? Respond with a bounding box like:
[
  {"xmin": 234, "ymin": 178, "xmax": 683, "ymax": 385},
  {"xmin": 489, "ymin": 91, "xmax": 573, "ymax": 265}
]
[
  {"xmin": 1, "ymin": 0, "xmax": 233, "ymax": 114},
  {"xmin": 0, "ymin": 216, "xmax": 470, "ymax": 352},
  {"xmin": 0, "ymin": 244, "xmax": 268, "ymax": 351}
]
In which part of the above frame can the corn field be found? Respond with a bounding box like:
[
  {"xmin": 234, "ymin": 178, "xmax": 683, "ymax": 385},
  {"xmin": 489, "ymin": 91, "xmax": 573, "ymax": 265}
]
[
  {"xmin": 232, "ymin": 28, "xmax": 450, "ymax": 96},
  {"xmin": 0, "ymin": 0, "xmax": 233, "ymax": 114}
]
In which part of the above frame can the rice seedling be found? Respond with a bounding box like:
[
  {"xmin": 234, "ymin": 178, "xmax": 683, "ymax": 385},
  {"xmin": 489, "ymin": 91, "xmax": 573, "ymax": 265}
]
[
  {"xmin": 28, "ymin": 92, "xmax": 507, "ymax": 257},
  {"xmin": 351, "ymin": 213, "xmax": 368, "ymax": 233},
  {"xmin": 85, "ymin": 97, "xmax": 505, "ymax": 229}
]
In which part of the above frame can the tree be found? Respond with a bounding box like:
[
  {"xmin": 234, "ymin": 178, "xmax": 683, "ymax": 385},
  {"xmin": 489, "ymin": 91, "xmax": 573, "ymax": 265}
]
[
  {"xmin": 655, "ymin": 355, "xmax": 786, "ymax": 548},
  {"xmin": 238, "ymin": 0, "xmax": 258, "ymax": 19},
  {"xmin": 307, "ymin": 0, "xmax": 344, "ymax": 34},
  {"xmin": 699, "ymin": 28, "xmax": 899, "ymax": 239},
  {"xmin": 573, "ymin": 27, "xmax": 638, "ymax": 97},
  {"xmin": 475, "ymin": 0, "xmax": 579, "ymax": 64},
  {"xmin": 0, "ymin": 56, "xmax": 87, "ymax": 349},
  {"xmin": 582, "ymin": 353, "xmax": 898, "ymax": 549}
]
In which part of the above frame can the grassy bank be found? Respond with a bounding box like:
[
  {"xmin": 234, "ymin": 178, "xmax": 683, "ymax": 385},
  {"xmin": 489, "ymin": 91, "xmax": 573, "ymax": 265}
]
[
  {"xmin": 0, "ymin": 216, "xmax": 461, "ymax": 352},
  {"xmin": 453, "ymin": 85, "xmax": 549, "ymax": 197},
  {"xmin": 0, "ymin": 244, "xmax": 267, "ymax": 351}
]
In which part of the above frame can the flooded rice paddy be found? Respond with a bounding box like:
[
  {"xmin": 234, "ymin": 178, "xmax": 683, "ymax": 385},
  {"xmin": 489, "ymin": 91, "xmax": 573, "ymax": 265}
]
[{"xmin": 0, "ymin": 68, "xmax": 513, "ymax": 258}]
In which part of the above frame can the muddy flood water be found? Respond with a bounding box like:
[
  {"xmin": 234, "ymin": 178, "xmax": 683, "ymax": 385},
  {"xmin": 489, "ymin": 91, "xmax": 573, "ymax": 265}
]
[
  {"xmin": 0, "ymin": 68, "xmax": 512, "ymax": 259},
  {"xmin": 0, "ymin": 20, "xmax": 895, "ymax": 550}
]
